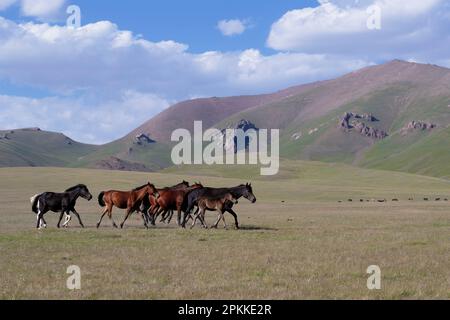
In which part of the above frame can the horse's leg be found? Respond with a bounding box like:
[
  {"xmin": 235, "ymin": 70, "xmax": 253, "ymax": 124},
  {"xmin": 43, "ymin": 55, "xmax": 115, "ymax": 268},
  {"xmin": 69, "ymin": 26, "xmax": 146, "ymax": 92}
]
[
  {"xmin": 140, "ymin": 210, "xmax": 149, "ymax": 229},
  {"xmin": 226, "ymin": 208, "xmax": 240, "ymax": 230},
  {"xmin": 212, "ymin": 210, "xmax": 224, "ymax": 229},
  {"xmin": 35, "ymin": 200, "xmax": 46, "ymax": 229},
  {"xmin": 41, "ymin": 216, "xmax": 48, "ymax": 228},
  {"xmin": 147, "ymin": 206, "xmax": 156, "ymax": 226},
  {"xmin": 71, "ymin": 209, "xmax": 85, "ymax": 228},
  {"xmin": 166, "ymin": 210, "xmax": 175, "ymax": 224},
  {"xmin": 154, "ymin": 207, "xmax": 164, "ymax": 222},
  {"xmin": 107, "ymin": 205, "xmax": 118, "ymax": 228},
  {"xmin": 163, "ymin": 210, "xmax": 174, "ymax": 225},
  {"xmin": 176, "ymin": 207, "xmax": 182, "ymax": 226},
  {"xmin": 62, "ymin": 214, "xmax": 72, "ymax": 228},
  {"xmin": 181, "ymin": 203, "xmax": 195, "ymax": 228},
  {"xmin": 120, "ymin": 208, "xmax": 134, "ymax": 229},
  {"xmin": 57, "ymin": 209, "xmax": 67, "ymax": 228},
  {"xmin": 97, "ymin": 207, "xmax": 108, "ymax": 228},
  {"xmin": 36, "ymin": 212, "xmax": 44, "ymax": 229},
  {"xmin": 217, "ymin": 210, "xmax": 228, "ymax": 229},
  {"xmin": 141, "ymin": 203, "xmax": 151, "ymax": 226},
  {"xmin": 191, "ymin": 208, "xmax": 206, "ymax": 229},
  {"xmin": 199, "ymin": 208, "xmax": 208, "ymax": 229},
  {"xmin": 159, "ymin": 208, "xmax": 168, "ymax": 223},
  {"xmin": 185, "ymin": 207, "xmax": 197, "ymax": 225}
]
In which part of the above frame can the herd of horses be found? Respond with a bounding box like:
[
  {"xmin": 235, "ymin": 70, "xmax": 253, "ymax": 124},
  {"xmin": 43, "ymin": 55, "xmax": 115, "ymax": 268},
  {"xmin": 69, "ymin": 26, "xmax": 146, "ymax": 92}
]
[{"xmin": 30, "ymin": 181, "xmax": 257, "ymax": 230}]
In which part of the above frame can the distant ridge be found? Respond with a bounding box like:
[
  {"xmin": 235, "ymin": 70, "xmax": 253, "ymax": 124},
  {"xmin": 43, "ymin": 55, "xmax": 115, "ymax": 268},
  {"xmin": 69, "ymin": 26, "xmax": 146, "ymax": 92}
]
[{"xmin": 2, "ymin": 60, "xmax": 450, "ymax": 178}]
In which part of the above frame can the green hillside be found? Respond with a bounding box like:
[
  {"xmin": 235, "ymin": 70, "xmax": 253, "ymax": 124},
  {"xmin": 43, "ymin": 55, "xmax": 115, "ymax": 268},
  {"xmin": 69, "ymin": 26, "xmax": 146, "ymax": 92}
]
[
  {"xmin": 0, "ymin": 129, "xmax": 99, "ymax": 167},
  {"xmin": 213, "ymin": 62, "xmax": 450, "ymax": 178},
  {"xmin": 1, "ymin": 60, "xmax": 450, "ymax": 179}
]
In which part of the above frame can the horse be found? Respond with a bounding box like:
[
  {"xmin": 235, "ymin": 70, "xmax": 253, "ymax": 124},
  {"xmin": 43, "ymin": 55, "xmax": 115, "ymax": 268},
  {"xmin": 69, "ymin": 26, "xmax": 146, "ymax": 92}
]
[
  {"xmin": 148, "ymin": 182, "xmax": 204, "ymax": 226},
  {"xmin": 190, "ymin": 192, "xmax": 239, "ymax": 229},
  {"xmin": 139, "ymin": 181, "xmax": 190, "ymax": 225},
  {"xmin": 181, "ymin": 183, "xmax": 256, "ymax": 229},
  {"xmin": 30, "ymin": 184, "xmax": 93, "ymax": 229},
  {"xmin": 97, "ymin": 182, "xmax": 159, "ymax": 229}
]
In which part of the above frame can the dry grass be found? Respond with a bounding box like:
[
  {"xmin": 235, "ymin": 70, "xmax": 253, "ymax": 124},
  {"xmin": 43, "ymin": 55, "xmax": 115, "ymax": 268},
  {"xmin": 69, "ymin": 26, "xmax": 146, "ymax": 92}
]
[{"xmin": 0, "ymin": 167, "xmax": 449, "ymax": 300}]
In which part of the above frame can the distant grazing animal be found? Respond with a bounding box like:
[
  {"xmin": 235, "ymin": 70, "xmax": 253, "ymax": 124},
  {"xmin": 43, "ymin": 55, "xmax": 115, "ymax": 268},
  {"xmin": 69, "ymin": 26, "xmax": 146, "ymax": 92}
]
[
  {"xmin": 424, "ymin": 198, "xmax": 429, "ymax": 201},
  {"xmin": 392, "ymin": 199, "xmax": 399, "ymax": 202},
  {"xmin": 181, "ymin": 183, "xmax": 257, "ymax": 229},
  {"xmin": 435, "ymin": 198, "xmax": 441, "ymax": 201},
  {"xmin": 97, "ymin": 183, "xmax": 159, "ymax": 229},
  {"xmin": 30, "ymin": 184, "xmax": 93, "ymax": 229},
  {"xmin": 348, "ymin": 199, "xmax": 353, "ymax": 202}
]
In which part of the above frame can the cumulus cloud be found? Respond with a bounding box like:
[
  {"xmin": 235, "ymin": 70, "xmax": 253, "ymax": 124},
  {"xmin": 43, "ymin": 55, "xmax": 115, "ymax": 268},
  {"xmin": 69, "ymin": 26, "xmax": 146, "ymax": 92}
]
[
  {"xmin": 268, "ymin": 0, "xmax": 450, "ymax": 63},
  {"xmin": 217, "ymin": 19, "xmax": 248, "ymax": 36},
  {"xmin": 0, "ymin": 0, "xmax": 16, "ymax": 11},
  {"xmin": 21, "ymin": 0, "xmax": 66, "ymax": 19},
  {"xmin": 0, "ymin": 16, "xmax": 369, "ymax": 143},
  {"xmin": 0, "ymin": 17, "xmax": 367, "ymax": 98},
  {"xmin": 0, "ymin": 0, "xmax": 66, "ymax": 19},
  {"xmin": 0, "ymin": 91, "xmax": 170, "ymax": 144}
]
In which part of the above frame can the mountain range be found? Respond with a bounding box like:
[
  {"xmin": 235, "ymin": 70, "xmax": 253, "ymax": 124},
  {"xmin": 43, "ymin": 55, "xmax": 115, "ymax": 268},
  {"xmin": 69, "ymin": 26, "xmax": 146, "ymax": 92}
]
[{"xmin": 1, "ymin": 60, "xmax": 450, "ymax": 178}]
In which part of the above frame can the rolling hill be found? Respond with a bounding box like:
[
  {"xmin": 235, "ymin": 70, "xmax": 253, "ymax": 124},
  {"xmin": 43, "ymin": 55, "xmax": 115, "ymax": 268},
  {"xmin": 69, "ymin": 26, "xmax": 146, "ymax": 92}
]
[
  {"xmin": 1, "ymin": 60, "xmax": 450, "ymax": 178},
  {"xmin": 0, "ymin": 128, "xmax": 99, "ymax": 168}
]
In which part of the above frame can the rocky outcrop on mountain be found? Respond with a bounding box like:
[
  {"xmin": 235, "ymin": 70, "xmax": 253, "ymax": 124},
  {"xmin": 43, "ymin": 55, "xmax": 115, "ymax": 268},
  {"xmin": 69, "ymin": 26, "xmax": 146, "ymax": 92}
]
[
  {"xmin": 291, "ymin": 132, "xmax": 302, "ymax": 141},
  {"xmin": 340, "ymin": 112, "xmax": 377, "ymax": 129},
  {"xmin": 353, "ymin": 121, "xmax": 388, "ymax": 139},
  {"xmin": 0, "ymin": 133, "xmax": 10, "ymax": 140},
  {"xmin": 234, "ymin": 119, "xmax": 259, "ymax": 132},
  {"xmin": 222, "ymin": 119, "xmax": 259, "ymax": 153},
  {"xmin": 340, "ymin": 112, "xmax": 387, "ymax": 140},
  {"xmin": 134, "ymin": 133, "xmax": 155, "ymax": 145},
  {"xmin": 95, "ymin": 157, "xmax": 152, "ymax": 172},
  {"xmin": 401, "ymin": 121, "xmax": 437, "ymax": 135}
]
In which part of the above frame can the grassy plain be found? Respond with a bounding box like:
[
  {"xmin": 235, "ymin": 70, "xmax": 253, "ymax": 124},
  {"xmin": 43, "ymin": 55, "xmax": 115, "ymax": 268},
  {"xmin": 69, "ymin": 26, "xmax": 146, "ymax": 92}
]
[{"xmin": 0, "ymin": 163, "xmax": 449, "ymax": 299}]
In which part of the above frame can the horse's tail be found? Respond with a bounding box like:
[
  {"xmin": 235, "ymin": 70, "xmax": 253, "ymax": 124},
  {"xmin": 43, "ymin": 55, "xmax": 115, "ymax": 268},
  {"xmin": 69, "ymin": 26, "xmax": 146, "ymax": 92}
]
[
  {"xmin": 30, "ymin": 194, "xmax": 42, "ymax": 214},
  {"xmin": 98, "ymin": 192, "xmax": 106, "ymax": 207}
]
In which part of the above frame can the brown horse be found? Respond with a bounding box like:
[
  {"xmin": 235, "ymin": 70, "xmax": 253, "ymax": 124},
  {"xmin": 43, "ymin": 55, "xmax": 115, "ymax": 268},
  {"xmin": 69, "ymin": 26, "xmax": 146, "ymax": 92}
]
[
  {"xmin": 149, "ymin": 182, "xmax": 204, "ymax": 226},
  {"xmin": 139, "ymin": 181, "xmax": 190, "ymax": 225},
  {"xmin": 97, "ymin": 182, "xmax": 159, "ymax": 229},
  {"xmin": 191, "ymin": 192, "xmax": 238, "ymax": 229}
]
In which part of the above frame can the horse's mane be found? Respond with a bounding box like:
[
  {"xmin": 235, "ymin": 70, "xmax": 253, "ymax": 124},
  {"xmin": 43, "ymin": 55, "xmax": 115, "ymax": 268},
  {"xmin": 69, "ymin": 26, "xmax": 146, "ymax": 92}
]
[
  {"xmin": 65, "ymin": 184, "xmax": 87, "ymax": 192},
  {"xmin": 133, "ymin": 184, "xmax": 149, "ymax": 191}
]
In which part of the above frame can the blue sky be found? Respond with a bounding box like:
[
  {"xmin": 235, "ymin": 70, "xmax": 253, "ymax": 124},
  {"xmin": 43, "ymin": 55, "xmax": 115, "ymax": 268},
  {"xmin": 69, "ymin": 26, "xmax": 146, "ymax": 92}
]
[{"xmin": 0, "ymin": 0, "xmax": 449, "ymax": 144}]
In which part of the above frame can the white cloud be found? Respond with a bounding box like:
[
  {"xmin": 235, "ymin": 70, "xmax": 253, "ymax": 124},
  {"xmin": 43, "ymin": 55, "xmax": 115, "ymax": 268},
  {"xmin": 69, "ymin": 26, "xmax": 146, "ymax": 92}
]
[
  {"xmin": 0, "ymin": 0, "xmax": 16, "ymax": 11},
  {"xmin": 0, "ymin": 91, "xmax": 170, "ymax": 144},
  {"xmin": 267, "ymin": 0, "xmax": 450, "ymax": 62},
  {"xmin": 20, "ymin": 0, "xmax": 66, "ymax": 19},
  {"xmin": 0, "ymin": 17, "xmax": 367, "ymax": 98},
  {"xmin": 0, "ymin": 0, "xmax": 66, "ymax": 19},
  {"xmin": 217, "ymin": 19, "xmax": 248, "ymax": 36},
  {"xmin": 0, "ymin": 16, "xmax": 370, "ymax": 142}
]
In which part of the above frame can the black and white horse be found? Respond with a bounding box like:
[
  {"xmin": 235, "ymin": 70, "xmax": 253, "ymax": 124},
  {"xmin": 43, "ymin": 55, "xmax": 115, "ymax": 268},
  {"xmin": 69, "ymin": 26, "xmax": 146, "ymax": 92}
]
[{"xmin": 30, "ymin": 184, "xmax": 93, "ymax": 229}]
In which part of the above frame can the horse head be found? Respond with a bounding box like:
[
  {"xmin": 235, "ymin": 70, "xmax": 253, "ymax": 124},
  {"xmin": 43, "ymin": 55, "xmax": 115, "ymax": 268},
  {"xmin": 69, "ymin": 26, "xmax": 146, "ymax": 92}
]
[
  {"xmin": 147, "ymin": 182, "xmax": 160, "ymax": 199},
  {"xmin": 243, "ymin": 183, "xmax": 256, "ymax": 203},
  {"xmin": 67, "ymin": 184, "xmax": 93, "ymax": 201},
  {"xmin": 190, "ymin": 182, "xmax": 204, "ymax": 190}
]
